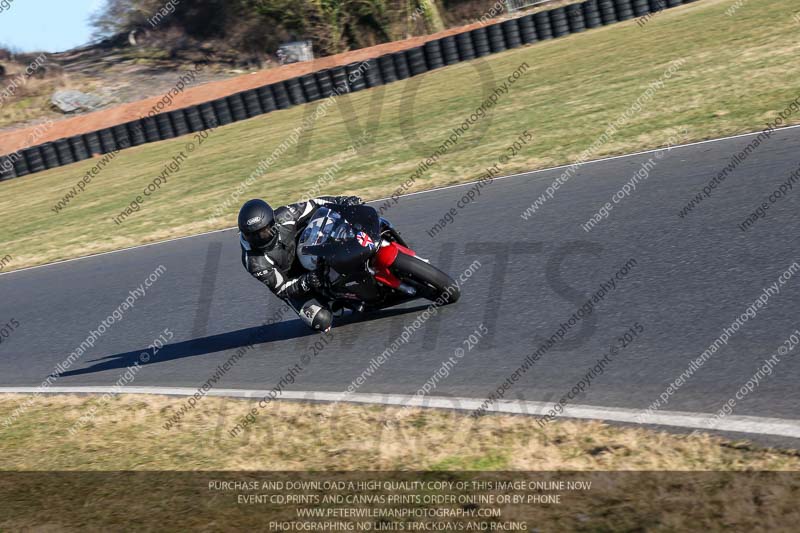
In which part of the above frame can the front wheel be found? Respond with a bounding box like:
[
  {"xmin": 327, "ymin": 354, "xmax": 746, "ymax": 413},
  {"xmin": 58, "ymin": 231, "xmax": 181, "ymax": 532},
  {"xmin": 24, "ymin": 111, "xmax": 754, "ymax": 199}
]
[{"xmin": 392, "ymin": 252, "xmax": 460, "ymax": 305}]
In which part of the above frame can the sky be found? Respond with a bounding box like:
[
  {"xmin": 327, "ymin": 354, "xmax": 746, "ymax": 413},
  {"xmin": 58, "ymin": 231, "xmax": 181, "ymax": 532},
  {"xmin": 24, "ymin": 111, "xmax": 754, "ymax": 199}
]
[{"xmin": 0, "ymin": 0, "xmax": 106, "ymax": 53}]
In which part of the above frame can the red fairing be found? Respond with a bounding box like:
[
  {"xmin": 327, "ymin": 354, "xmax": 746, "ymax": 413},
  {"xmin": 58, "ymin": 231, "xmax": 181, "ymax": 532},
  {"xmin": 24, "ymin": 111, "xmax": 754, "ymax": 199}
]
[
  {"xmin": 394, "ymin": 243, "xmax": 416, "ymax": 257},
  {"xmin": 372, "ymin": 242, "xmax": 416, "ymax": 288},
  {"xmin": 374, "ymin": 243, "xmax": 399, "ymax": 270}
]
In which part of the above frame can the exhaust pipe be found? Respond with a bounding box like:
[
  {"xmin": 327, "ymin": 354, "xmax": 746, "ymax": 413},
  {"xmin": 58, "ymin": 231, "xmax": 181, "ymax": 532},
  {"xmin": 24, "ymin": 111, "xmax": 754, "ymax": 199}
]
[{"xmin": 397, "ymin": 282, "xmax": 417, "ymax": 296}]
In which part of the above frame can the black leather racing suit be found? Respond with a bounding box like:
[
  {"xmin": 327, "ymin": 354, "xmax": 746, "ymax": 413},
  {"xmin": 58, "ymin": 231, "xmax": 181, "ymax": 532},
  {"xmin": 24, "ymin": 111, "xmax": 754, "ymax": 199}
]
[{"xmin": 240, "ymin": 196, "xmax": 362, "ymax": 330}]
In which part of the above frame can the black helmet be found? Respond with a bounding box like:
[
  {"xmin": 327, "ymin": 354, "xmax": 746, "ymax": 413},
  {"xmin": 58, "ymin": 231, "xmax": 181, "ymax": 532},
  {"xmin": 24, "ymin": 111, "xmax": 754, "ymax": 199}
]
[{"xmin": 238, "ymin": 199, "xmax": 277, "ymax": 249}]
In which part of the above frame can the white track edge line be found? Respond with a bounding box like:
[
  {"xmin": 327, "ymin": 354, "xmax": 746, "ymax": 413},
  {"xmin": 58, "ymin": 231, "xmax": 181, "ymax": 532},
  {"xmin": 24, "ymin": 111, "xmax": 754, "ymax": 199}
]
[
  {"xmin": 3, "ymin": 123, "xmax": 799, "ymax": 278},
  {"xmin": 1, "ymin": 386, "xmax": 799, "ymax": 439}
]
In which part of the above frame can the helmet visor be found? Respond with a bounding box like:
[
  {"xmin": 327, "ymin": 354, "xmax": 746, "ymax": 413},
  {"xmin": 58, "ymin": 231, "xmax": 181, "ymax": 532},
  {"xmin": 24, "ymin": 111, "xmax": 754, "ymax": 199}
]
[{"xmin": 244, "ymin": 223, "xmax": 276, "ymax": 249}]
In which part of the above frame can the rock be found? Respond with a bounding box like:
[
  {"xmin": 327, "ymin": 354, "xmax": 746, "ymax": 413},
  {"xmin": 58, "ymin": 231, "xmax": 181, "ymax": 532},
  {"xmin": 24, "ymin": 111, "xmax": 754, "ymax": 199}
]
[
  {"xmin": 277, "ymin": 41, "xmax": 314, "ymax": 64},
  {"xmin": 50, "ymin": 89, "xmax": 107, "ymax": 114}
]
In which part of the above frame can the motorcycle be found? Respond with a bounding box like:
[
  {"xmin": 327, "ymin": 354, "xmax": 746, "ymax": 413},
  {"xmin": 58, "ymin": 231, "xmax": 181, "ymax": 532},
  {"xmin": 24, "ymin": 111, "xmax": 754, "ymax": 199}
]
[{"xmin": 297, "ymin": 204, "xmax": 460, "ymax": 313}]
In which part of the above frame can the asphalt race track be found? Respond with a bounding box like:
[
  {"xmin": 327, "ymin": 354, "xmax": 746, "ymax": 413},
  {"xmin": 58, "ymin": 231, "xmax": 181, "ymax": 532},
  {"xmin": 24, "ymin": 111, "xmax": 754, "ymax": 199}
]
[{"xmin": 2, "ymin": 126, "xmax": 799, "ymax": 443}]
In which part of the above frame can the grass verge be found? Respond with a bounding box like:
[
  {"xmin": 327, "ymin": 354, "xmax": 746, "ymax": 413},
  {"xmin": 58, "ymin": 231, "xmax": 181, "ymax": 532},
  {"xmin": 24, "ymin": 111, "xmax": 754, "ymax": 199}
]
[
  {"xmin": 1, "ymin": 0, "xmax": 798, "ymax": 271},
  {"xmin": 1, "ymin": 393, "xmax": 798, "ymax": 470},
  {"xmin": 2, "ymin": 393, "xmax": 799, "ymax": 529}
]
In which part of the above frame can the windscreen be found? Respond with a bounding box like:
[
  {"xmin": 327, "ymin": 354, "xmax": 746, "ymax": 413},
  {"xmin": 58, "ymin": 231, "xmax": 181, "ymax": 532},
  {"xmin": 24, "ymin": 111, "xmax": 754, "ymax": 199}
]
[{"xmin": 297, "ymin": 207, "xmax": 356, "ymax": 270}]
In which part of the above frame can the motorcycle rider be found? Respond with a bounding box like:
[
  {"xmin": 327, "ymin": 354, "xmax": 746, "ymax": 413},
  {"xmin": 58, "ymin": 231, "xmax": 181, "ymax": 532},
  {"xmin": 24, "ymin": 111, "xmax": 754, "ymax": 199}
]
[{"xmin": 238, "ymin": 195, "xmax": 363, "ymax": 331}]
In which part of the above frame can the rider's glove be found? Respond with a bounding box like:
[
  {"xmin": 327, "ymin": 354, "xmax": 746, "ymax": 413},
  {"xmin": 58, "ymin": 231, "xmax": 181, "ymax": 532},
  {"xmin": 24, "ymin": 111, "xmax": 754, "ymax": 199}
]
[
  {"xmin": 341, "ymin": 196, "xmax": 363, "ymax": 206},
  {"xmin": 299, "ymin": 271, "xmax": 323, "ymax": 293}
]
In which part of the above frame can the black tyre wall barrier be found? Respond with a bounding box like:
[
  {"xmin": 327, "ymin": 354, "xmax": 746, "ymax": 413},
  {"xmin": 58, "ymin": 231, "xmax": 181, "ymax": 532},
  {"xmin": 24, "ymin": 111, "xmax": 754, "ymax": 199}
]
[
  {"xmin": 392, "ymin": 51, "xmax": 411, "ymax": 80},
  {"xmin": 170, "ymin": 109, "xmax": 191, "ymax": 136},
  {"xmin": 567, "ymin": 4, "xmax": 587, "ymax": 32},
  {"xmin": 198, "ymin": 103, "xmax": 218, "ymax": 129},
  {"xmin": 227, "ymin": 92, "xmax": 249, "ymax": 121},
  {"xmin": 300, "ymin": 74, "xmax": 321, "ymax": 101},
  {"xmin": 0, "ymin": 157, "xmax": 16, "ymax": 180},
  {"xmin": 440, "ymin": 36, "xmax": 460, "ymax": 64},
  {"xmin": 423, "ymin": 40, "xmax": 445, "ymax": 70},
  {"xmin": 632, "ymin": 0, "xmax": 651, "ymax": 17},
  {"xmin": 112, "ymin": 124, "xmax": 131, "ymax": 149},
  {"xmin": 549, "ymin": 7, "xmax": 571, "ymax": 37},
  {"xmin": 13, "ymin": 153, "xmax": 29, "ymax": 177},
  {"xmin": 92, "ymin": 130, "xmax": 109, "ymax": 154},
  {"xmin": 518, "ymin": 14, "xmax": 538, "ymax": 43},
  {"xmin": 125, "ymin": 120, "xmax": 143, "ymax": 144},
  {"xmin": 502, "ymin": 19, "xmax": 523, "ymax": 48},
  {"xmin": 0, "ymin": 0, "xmax": 696, "ymax": 181},
  {"xmin": 285, "ymin": 78, "xmax": 307, "ymax": 105},
  {"xmin": 330, "ymin": 66, "xmax": 350, "ymax": 92},
  {"xmin": 184, "ymin": 106, "xmax": 206, "ymax": 132},
  {"xmin": 271, "ymin": 82, "xmax": 292, "ymax": 109},
  {"xmin": 125, "ymin": 120, "xmax": 146, "ymax": 146},
  {"xmin": 583, "ymin": 0, "xmax": 603, "ymax": 28},
  {"xmin": 41, "ymin": 142, "xmax": 60, "ymax": 168},
  {"xmin": 84, "ymin": 131, "xmax": 103, "ymax": 156},
  {"xmin": 141, "ymin": 116, "xmax": 161, "ymax": 142},
  {"xmin": 241, "ymin": 89, "xmax": 263, "ymax": 118},
  {"xmin": 364, "ymin": 58, "xmax": 383, "ymax": 88},
  {"xmin": 23, "ymin": 146, "xmax": 45, "ymax": 173},
  {"xmin": 98, "ymin": 128, "xmax": 117, "ymax": 152},
  {"xmin": 455, "ymin": 31, "xmax": 476, "ymax": 60},
  {"xmin": 614, "ymin": 0, "xmax": 635, "ymax": 20},
  {"xmin": 156, "ymin": 113, "xmax": 176, "ymax": 138},
  {"xmin": 377, "ymin": 55, "xmax": 398, "ymax": 83},
  {"xmin": 534, "ymin": 11, "xmax": 554, "ymax": 39},
  {"xmin": 315, "ymin": 69, "xmax": 336, "ymax": 97},
  {"xmin": 54, "ymin": 139, "xmax": 74, "ymax": 164},
  {"xmin": 69, "ymin": 136, "xmax": 90, "ymax": 161},
  {"xmin": 346, "ymin": 63, "xmax": 368, "ymax": 91},
  {"xmin": 470, "ymin": 27, "xmax": 492, "ymax": 56},
  {"xmin": 407, "ymin": 47, "xmax": 428, "ymax": 75},
  {"xmin": 598, "ymin": 0, "xmax": 618, "ymax": 23},
  {"xmin": 487, "ymin": 23, "xmax": 507, "ymax": 53},
  {"xmin": 97, "ymin": 128, "xmax": 118, "ymax": 154},
  {"xmin": 256, "ymin": 86, "xmax": 278, "ymax": 113}
]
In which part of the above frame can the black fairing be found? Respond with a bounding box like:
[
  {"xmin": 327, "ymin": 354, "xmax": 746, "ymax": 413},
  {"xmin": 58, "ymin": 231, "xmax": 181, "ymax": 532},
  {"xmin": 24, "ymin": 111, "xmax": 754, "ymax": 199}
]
[
  {"xmin": 304, "ymin": 204, "xmax": 381, "ymax": 275},
  {"xmin": 305, "ymin": 240, "xmax": 373, "ymax": 274},
  {"xmin": 329, "ymin": 204, "xmax": 381, "ymax": 240},
  {"xmin": 301, "ymin": 204, "xmax": 415, "ymax": 310}
]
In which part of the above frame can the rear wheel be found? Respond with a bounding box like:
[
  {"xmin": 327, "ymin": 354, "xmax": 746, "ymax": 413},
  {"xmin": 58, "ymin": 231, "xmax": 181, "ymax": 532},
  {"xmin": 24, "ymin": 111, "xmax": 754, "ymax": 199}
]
[{"xmin": 392, "ymin": 252, "xmax": 460, "ymax": 305}]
